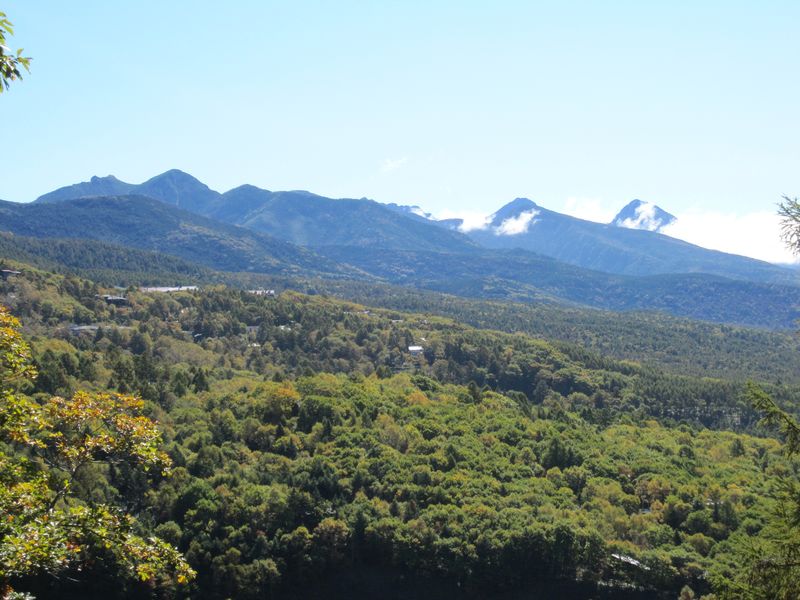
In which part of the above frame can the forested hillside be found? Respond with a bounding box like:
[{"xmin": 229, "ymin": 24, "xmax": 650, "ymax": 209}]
[
  {"xmin": 318, "ymin": 245, "xmax": 800, "ymax": 329},
  {"xmin": 2, "ymin": 263, "xmax": 798, "ymax": 599},
  {"xmin": 3, "ymin": 231, "xmax": 800, "ymax": 383},
  {"xmin": 311, "ymin": 279, "xmax": 800, "ymax": 384}
]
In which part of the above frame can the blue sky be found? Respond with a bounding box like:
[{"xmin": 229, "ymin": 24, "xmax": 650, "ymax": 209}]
[{"xmin": 2, "ymin": 1, "xmax": 799, "ymax": 262}]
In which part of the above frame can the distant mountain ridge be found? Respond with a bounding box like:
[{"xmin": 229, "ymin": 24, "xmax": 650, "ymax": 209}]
[
  {"xmin": 208, "ymin": 185, "xmax": 476, "ymax": 252},
  {"xmin": 35, "ymin": 174, "xmax": 135, "ymax": 202},
  {"xmin": 317, "ymin": 243, "xmax": 800, "ymax": 328},
  {"xmin": 31, "ymin": 170, "xmax": 799, "ymax": 285},
  {"xmin": 435, "ymin": 197, "xmax": 796, "ymax": 285},
  {"xmin": 36, "ymin": 171, "xmax": 475, "ymax": 254},
  {"xmin": 1, "ymin": 195, "xmax": 361, "ymax": 278}
]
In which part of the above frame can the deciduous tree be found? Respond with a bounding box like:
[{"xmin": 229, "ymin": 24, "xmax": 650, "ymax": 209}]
[
  {"xmin": 0, "ymin": 306, "xmax": 193, "ymax": 596},
  {"xmin": 0, "ymin": 11, "xmax": 30, "ymax": 92}
]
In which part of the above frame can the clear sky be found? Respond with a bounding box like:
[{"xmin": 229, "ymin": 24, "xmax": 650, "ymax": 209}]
[{"xmin": 2, "ymin": 1, "xmax": 799, "ymax": 262}]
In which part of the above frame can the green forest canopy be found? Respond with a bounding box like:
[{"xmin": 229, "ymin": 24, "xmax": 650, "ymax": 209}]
[{"xmin": 1, "ymin": 261, "xmax": 799, "ymax": 598}]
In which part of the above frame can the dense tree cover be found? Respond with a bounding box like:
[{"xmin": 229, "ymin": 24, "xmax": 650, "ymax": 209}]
[
  {"xmin": 734, "ymin": 384, "xmax": 800, "ymax": 599},
  {"xmin": 0, "ymin": 233, "xmax": 213, "ymax": 286},
  {"xmin": 4, "ymin": 263, "xmax": 799, "ymax": 434},
  {"xmin": 145, "ymin": 372, "xmax": 788, "ymax": 599},
  {"xmin": 1, "ymin": 262, "xmax": 799, "ymax": 598},
  {"xmin": 0, "ymin": 306, "xmax": 193, "ymax": 598},
  {"xmin": 311, "ymin": 279, "xmax": 800, "ymax": 384}
]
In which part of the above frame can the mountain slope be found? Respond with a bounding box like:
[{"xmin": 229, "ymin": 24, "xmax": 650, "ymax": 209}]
[
  {"xmin": 0, "ymin": 196, "xmax": 362, "ymax": 278},
  {"xmin": 0, "ymin": 231, "xmax": 214, "ymax": 285},
  {"xmin": 312, "ymin": 278, "xmax": 800, "ymax": 384},
  {"xmin": 440, "ymin": 198, "xmax": 798, "ymax": 284},
  {"xmin": 208, "ymin": 185, "xmax": 477, "ymax": 252}
]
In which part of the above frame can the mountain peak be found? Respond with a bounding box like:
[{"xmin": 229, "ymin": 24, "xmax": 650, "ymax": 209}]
[
  {"xmin": 226, "ymin": 183, "xmax": 270, "ymax": 195},
  {"xmin": 487, "ymin": 198, "xmax": 540, "ymax": 232},
  {"xmin": 143, "ymin": 169, "xmax": 207, "ymax": 187},
  {"xmin": 612, "ymin": 199, "xmax": 676, "ymax": 232},
  {"xmin": 496, "ymin": 197, "xmax": 537, "ymax": 214},
  {"xmin": 139, "ymin": 169, "xmax": 219, "ymax": 211},
  {"xmin": 90, "ymin": 175, "xmax": 121, "ymax": 184}
]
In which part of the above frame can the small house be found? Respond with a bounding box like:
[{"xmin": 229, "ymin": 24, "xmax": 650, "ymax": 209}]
[
  {"xmin": 100, "ymin": 295, "xmax": 129, "ymax": 307},
  {"xmin": 0, "ymin": 269, "xmax": 21, "ymax": 281},
  {"xmin": 69, "ymin": 324, "xmax": 100, "ymax": 336},
  {"xmin": 140, "ymin": 285, "xmax": 199, "ymax": 293},
  {"xmin": 408, "ymin": 345, "xmax": 424, "ymax": 356}
]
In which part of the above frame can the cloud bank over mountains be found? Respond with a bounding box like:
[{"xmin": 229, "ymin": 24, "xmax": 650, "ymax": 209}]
[
  {"xmin": 437, "ymin": 200, "xmax": 796, "ymax": 265},
  {"xmin": 660, "ymin": 210, "xmax": 794, "ymax": 265},
  {"xmin": 493, "ymin": 209, "xmax": 540, "ymax": 235},
  {"xmin": 437, "ymin": 208, "xmax": 541, "ymax": 236},
  {"xmin": 618, "ymin": 203, "xmax": 662, "ymax": 231}
]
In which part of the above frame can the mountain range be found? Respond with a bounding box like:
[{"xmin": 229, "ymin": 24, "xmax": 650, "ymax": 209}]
[
  {"xmin": 1, "ymin": 169, "xmax": 796, "ymax": 328},
  {"xmin": 34, "ymin": 170, "xmax": 792, "ymax": 282},
  {"xmin": 435, "ymin": 197, "xmax": 792, "ymax": 284},
  {"xmin": 37, "ymin": 171, "xmax": 474, "ymax": 253}
]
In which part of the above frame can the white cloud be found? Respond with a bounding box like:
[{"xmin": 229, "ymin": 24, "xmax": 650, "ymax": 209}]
[
  {"xmin": 494, "ymin": 209, "xmax": 539, "ymax": 235},
  {"xmin": 435, "ymin": 208, "xmax": 540, "ymax": 235},
  {"xmin": 458, "ymin": 214, "xmax": 493, "ymax": 232},
  {"xmin": 436, "ymin": 208, "xmax": 492, "ymax": 232},
  {"xmin": 618, "ymin": 202, "xmax": 663, "ymax": 231},
  {"xmin": 661, "ymin": 210, "xmax": 797, "ymax": 264},
  {"xmin": 561, "ymin": 197, "xmax": 616, "ymax": 223},
  {"xmin": 435, "ymin": 200, "xmax": 797, "ymax": 265},
  {"xmin": 379, "ymin": 157, "xmax": 408, "ymax": 174}
]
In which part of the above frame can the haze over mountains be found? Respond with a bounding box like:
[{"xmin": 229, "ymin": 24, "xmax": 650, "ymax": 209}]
[{"xmin": 2, "ymin": 168, "xmax": 798, "ymax": 328}]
